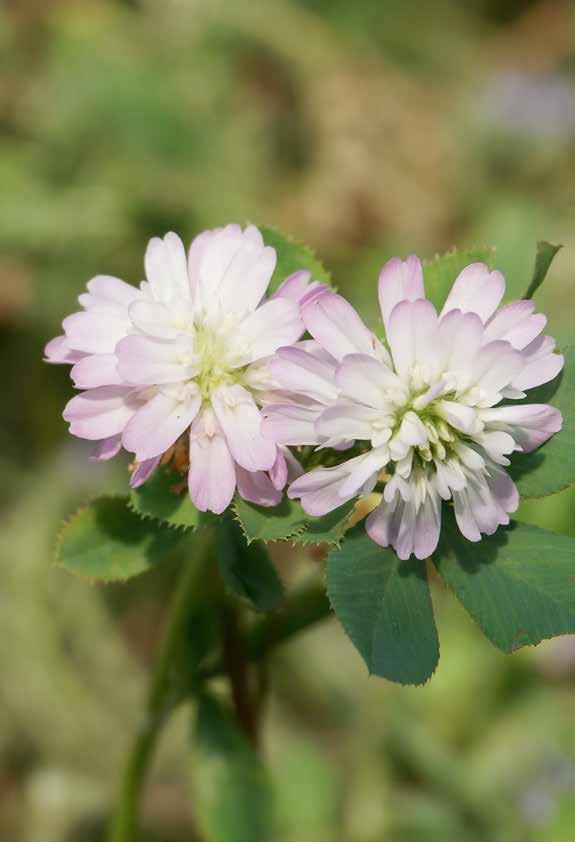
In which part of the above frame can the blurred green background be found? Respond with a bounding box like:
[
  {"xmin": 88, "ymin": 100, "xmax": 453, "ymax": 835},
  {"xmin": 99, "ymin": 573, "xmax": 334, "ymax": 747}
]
[{"xmin": 2, "ymin": 0, "xmax": 575, "ymax": 839}]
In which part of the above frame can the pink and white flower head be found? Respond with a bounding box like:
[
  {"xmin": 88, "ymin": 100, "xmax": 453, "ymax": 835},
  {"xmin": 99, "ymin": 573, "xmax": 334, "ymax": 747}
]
[
  {"xmin": 278, "ymin": 257, "xmax": 564, "ymax": 560},
  {"xmin": 45, "ymin": 224, "xmax": 320, "ymax": 513}
]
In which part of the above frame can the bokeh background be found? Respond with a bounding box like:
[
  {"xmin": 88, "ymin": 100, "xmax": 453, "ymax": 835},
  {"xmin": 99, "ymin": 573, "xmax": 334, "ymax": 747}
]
[{"xmin": 2, "ymin": 0, "xmax": 575, "ymax": 839}]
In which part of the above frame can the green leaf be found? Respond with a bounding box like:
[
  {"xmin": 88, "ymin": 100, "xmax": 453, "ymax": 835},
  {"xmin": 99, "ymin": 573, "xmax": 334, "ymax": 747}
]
[
  {"xmin": 509, "ymin": 346, "xmax": 573, "ymax": 498},
  {"xmin": 57, "ymin": 496, "xmax": 183, "ymax": 581},
  {"xmin": 129, "ymin": 465, "xmax": 205, "ymax": 529},
  {"xmin": 293, "ymin": 500, "xmax": 357, "ymax": 546},
  {"xmin": 327, "ymin": 524, "xmax": 439, "ymax": 685},
  {"xmin": 423, "ymin": 246, "xmax": 495, "ymax": 311},
  {"xmin": 192, "ymin": 693, "xmax": 274, "ymax": 842},
  {"xmin": 523, "ymin": 240, "xmax": 562, "ymax": 299},
  {"xmin": 233, "ymin": 496, "xmax": 309, "ymax": 543},
  {"xmin": 435, "ymin": 515, "xmax": 575, "ymax": 653},
  {"xmin": 260, "ymin": 225, "xmax": 331, "ymax": 295},
  {"xmin": 215, "ymin": 516, "xmax": 284, "ymax": 611}
]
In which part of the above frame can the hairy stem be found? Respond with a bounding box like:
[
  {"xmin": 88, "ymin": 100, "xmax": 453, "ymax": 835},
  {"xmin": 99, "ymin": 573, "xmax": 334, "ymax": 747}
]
[{"xmin": 107, "ymin": 526, "xmax": 213, "ymax": 842}]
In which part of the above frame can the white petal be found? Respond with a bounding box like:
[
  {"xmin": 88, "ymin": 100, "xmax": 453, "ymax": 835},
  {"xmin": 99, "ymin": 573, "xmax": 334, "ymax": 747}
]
[
  {"xmin": 386, "ymin": 299, "xmax": 438, "ymax": 379},
  {"xmin": 270, "ymin": 346, "xmax": 337, "ymax": 403},
  {"xmin": 483, "ymin": 300, "xmax": 546, "ymax": 349},
  {"xmin": 335, "ymin": 354, "xmax": 400, "ymax": 409},
  {"xmin": 64, "ymin": 386, "xmax": 140, "ymax": 440},
  {"xmin": 188, "ymin": 426, "xmax": 236, "ymax": 514},
  {"xmin": 261, "ymin": 402, "xmax": 321, "ymax": 446},
  {"xmin": 123, "ymin": 388, "xmax": 201, "ymax": 461},
  {"xmin": 338, "ymin": 447, "xmax": 389, "ymax": 497},
  {"xmin": 316, "ymin": 401, "xmax": 380, "ymax": 446},
  {"xmin": 129, "ymin": 299, "xmax": 194, "ymax": 339},
  {"xmin": 378, "ymin": 255, "xmax": 424, "ymax": 331},
  {"xmin": 440, "ymin": 263, "xmax": 505, "ymax": 322},
  {"xmin": 212, "ymin": 384, "xmax": 276, "ymax": 471},
  {"xmin": 63, "ymin": 310, "xmax": 130, "ymax": 354},
  {"xmin": 288, "ymin": 459, "xmax": 359, "ymax": 516},
  {"xmin": 480, "ymin": 404, "xmax": 562, "ymax": 452},
  {"xmin": 470, "ymin": 341, "xmax": 524, "ymax": 398},
  {"xmin": 234, "ymin": 298, "xmax": 303, "ymax": 364},
  {"xmin": 436, "ymin": 400, "xmax": 481, "ymax": 435},
  {"xmin": 145, "ymin": 232, "xmax": 191, "ymax": 306},
  {"xmin": 71, "ymin": 354, "xmax": 123, "ymax": 388},
  {"xmin": 116, "ymin": 334, "xmax": 197, "ymax": 385},
  {"xmin": 302, "ymin": 290, "xmax": 388, "ymax": 362},
  {"xmin": 513, "ymin": 351, "xmax": 564, "ymax": 392},
  {"xmin": 85, "ymin": 275, "xmax": 140, "ymax": 309},
  {"xmin": 44, "ymin": 335, "xmax": 86, "ymax": 364}
]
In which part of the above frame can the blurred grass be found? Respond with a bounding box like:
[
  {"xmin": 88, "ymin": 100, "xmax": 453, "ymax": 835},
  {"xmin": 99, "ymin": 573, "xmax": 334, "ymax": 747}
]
[{"xmin": 1, "ymin": 0, "xmax": 575, "ymax": 839}]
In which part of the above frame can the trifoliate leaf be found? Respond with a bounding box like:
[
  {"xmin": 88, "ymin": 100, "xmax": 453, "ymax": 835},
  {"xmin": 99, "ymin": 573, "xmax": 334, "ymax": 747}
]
[
  {"xmin": 423, "ymin": 246, "xmax": 495, "ymax": 311},
  {"xmin": 57, "ymin": 496, "xmax": 183, "ymax": 581},
  {"xmin": 523, "ymin": 240, "xmax": 562, "ymax": 300},
  {"xmin": 509, "ymin": 346, "xmax": 573, "ymax": 499},
  {"xmin": 129, "ymin": 465, "xmax": 206, "ymax": 529},
  {"xmin": 261, "ymin": 225, "xmax": 331, "ymax": 294},
  {"xmin": 233, "ymin": 496, "xmax": 309, "ymax": 544},
  {"xmin": 435, "ymin": 514, "xmax": 575, "ymax": 653},
  {"xmin": 215, "ymin": 516, "xmax": 284, "ymax": 612},
  {"xmin": 327, "ymin": 524, "xmax": 439, "ymax": 685},
  {"xmin": 191, "ymin": 693, "xmax": 274, "ymax": 842}
]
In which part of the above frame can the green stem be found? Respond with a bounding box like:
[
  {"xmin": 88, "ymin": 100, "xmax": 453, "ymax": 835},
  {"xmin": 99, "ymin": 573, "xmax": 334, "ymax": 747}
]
[
  {"xmin": 201, "ymin": 577, "xmax": 332, "ymax": 680},
  {"xmin": 107, "ymin": 526, "xmax": 213, "ymax": 842}
]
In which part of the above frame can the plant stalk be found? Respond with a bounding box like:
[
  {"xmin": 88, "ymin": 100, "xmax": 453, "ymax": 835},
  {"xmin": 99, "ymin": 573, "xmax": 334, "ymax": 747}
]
[{"xmin": 107, "ymin": 526, "xmax": 213, "ymax": 842}]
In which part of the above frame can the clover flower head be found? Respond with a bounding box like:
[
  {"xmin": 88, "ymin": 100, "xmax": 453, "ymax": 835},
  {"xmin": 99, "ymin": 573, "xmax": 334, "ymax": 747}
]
[
  {"xmin": 268, "ymin": 256, "xmax": 564, "ymax": 560},
  {"xmin": 45, "ymin": 224, "xmax": 321, "ymax": 513}
]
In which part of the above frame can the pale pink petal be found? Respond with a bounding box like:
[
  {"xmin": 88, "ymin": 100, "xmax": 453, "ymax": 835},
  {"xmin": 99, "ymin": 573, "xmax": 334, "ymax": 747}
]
[
  {"xmin": 130, "ymin": 456, "xmax": 161, "ymax": 489},
  {"xmin": 483, "ymin": 300, "xmax": 546, "ymax": 349},
  {"xmin": 378, "ymin": 255, "xmax": 424, "ymax": 331},
  {"xmin": 440, "ymin": 264, "xmax": 505, "ymax": 322},
  {"xmin": 195, "ymin": 225, "xmax": 276, "ymax": 316},
  {"xmin": 480, "ymin": 404, "xmax": 562, "ymax": 451},
  {"xmin": 85, "ymin": 275, "xmax": 140, "ymax": 308},
  {"xmin": 64, "ymin": 386, "xmax": 140, "ymax": 440},
  {"xmin": 289, "ymin": 452, "xmax": 379, "ymax": 516},
  {"xmin": 63, "ymin": 310, "xmax": 130, "ymax": 354},
  {"xmin": 281, "ymin": 446, "xmax": 303, "ymax": 482},
  {"xmin": 270, "ymin": 346, "xmax": 338, "ymax": 403},
  {"xmin": 470, "ymin": 340, "xmax": 524, "ymax": 397},
  {"xmin": 71, "ymin": 354, "xmax": 123, "ymax": 389},
  {"xmin": 234, "ymin": 298, "xmax": 303, "ymax": 364},
  {"xmin": 116, "ymin": 334, "xmax": 197, "ymax": 385},
  {"xmin": 129, "ymin": 299, "xmax": 193, "ymax": 339},
  {"xmin": 436, "ymin": 309, "xmax": 484, "ymax": 374},
  {"xmin": 261, "ymin": 402, "xmax": 322, "ymax": 446},
  {"xmin": 337, "ymin": 447, "xmax": 389, "ymax": 497},
  {"xmin": 188, "ymin": 431, "xmax": 236, "ymax": 514},
  {"xmin": 212, "ymin": 384, "xmax": 276, "ymax": 471},
  {"xmin": 272, "ymin": 270, "xmax": 312, "ymax": 302},
  {"xmin": 269, "ymin": 449, "xmax": 288, "ymax": 490},
  {"xmin": 316, "ymin": 401, "xmax": 381, "ymax": 445},
  {"xmin": 44, "ymin": 335, "xmax": 86, "ymax": 364},
  {"xmin": 123, "ymin": 388, "xmax": 201, "ymax": 461},
  {"xmin": 413, "ymin": 492, "xmax": 442, "ymax": 560},
  {"xmin": 302, "ymin": 290, "xmax": 388, "ymax": 362},
  {"xmin": 335, "ymin": 354, "xmax": 401, "ymax": 409},
  {"xmin": 513, "ymin": 350, "xmax": 564, "ymax": 392},
  {"xmin": 89, "ymin": 435, "xmax": 122, "ymax": 461},
  {"xmin": 236, "ymin": 466, "xmax": 282, "ymax": 507},
  {"xmin": 387, "ymin": 299, "xmax": 438, "ymax": 380},
  {"xmin": 145, "ymin": 232, "xmax": 191, "ymax": 305}
]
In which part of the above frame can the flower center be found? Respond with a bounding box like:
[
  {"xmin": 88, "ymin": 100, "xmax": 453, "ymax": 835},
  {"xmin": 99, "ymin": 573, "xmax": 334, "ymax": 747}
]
[{"xmin": 193, "ymin": 320, "xmax": 245, "ymax": 401}]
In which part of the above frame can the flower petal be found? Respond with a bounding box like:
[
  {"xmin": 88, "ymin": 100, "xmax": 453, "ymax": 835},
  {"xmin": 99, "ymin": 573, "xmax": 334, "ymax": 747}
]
[
  {"xmin": 440, "ymin": 263, "xmax": 505, "ymax": 323},
  {"xmin": 234, "ymin": 298, "xmax": 303, "ymax": 364},
  {"xmin": 378, "ymin": 255, "xmax": 424, "ymax": 331},
  {"xmin": 123, "ymin": 387, "xmax": 201, "ymax": 461},
  {"xmin": 261, "ymin": 402, "xmax": 322, "ymax": 446},
  {"xmin": 302, "ymin": 290, "xmax": 388, "ymax": 362},
  {"xmin": 236, "ymin": 466, "xmax": 283, "ymax": 507},
  {"xmin": 130, "ymin": 456, "xmax": 161, "ymax": 488},
  {"xmin": 145, "ymin": 232, "xmax": 191, "ymax": 306},
  {"xmin": 64, "ymin": 386, "xmax": 140, "ymax": 440},
  {"xmin": 480, "ymin": 403, "xmax": 562, "ymax": 452},
  {"xmin": 116, "ymin": 334, "xmax": 197, "ymax": 385},
  {"xmin": 71, "ymin": 354, "xmax": 123, "ymax": 389},
  {"xmin": 212, "ymin": 384, "xmax": 276, "ymax": 471},
  {"xmin": 188, "ymin": 422, "xmax": 236, "ymax": 514},
  {"xmin": 270, "ymin": 345, "xmax": 338, "ymax": 403},
  {"xmin": 44, "ymin": 335, "xmax": 86, "ymax": 364},
  {"xmin": 63, "ymin": 310, "xmax": 130, "ymax": 354},
  {"xmin": 335, "ymin": 353, "xmax": 401, "ymax": 409}
]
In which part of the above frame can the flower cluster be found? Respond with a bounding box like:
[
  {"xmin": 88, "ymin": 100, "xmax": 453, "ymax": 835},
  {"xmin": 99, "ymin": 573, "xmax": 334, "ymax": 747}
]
[
  {"xmin": 46, "ymin": 227, "xmax": 563, "ymax": 559},
  {"xmin": 46, "ymin": 225, "xmax": 325, "ymax": 513}
]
